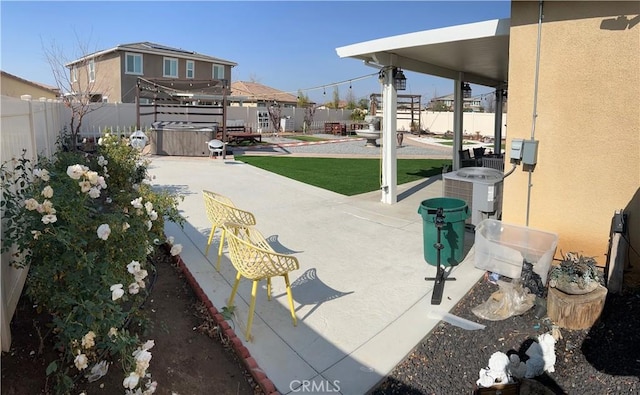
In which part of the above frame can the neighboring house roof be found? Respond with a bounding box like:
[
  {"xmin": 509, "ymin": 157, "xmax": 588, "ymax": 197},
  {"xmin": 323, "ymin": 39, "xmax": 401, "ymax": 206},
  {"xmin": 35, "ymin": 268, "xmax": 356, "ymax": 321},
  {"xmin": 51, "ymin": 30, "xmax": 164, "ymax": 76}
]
[
  {"xmin": 0, "ymin": 70, "xmax": 60, "ymax": 96},
  {"xmin": 65, "ymin": 42, "xmax": 237, "ymax": 67},
  {"xmin": 230, "ymin": 81, "xmax": 299, "ymax": 103}
]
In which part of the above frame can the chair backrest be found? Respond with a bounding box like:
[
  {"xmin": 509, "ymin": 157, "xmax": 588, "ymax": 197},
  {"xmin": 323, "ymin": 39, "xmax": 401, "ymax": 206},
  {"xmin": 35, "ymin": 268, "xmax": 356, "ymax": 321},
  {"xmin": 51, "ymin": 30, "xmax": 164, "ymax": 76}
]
[
  {"xmin": 223, "ymin": 225, "xmax": 299, "ymax": 280},
  {"xmin": 202, "ymin": 190, "xmax": 257, "ymax": 228},
  {"xmin": 459, "ymin": 149, "xmax": 471, "ymax": 160},
  {"xmin": 473, "ymin": 147, "xmax": 486, "ymax": 159}
]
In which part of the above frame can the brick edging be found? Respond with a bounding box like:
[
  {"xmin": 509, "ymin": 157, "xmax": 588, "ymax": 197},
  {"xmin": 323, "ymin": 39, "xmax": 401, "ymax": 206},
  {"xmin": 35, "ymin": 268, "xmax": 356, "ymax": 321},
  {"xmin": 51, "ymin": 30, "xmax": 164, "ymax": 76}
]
[{"xmin": 164, "ymin": 245, "xmax": 279, "ymax": 395}]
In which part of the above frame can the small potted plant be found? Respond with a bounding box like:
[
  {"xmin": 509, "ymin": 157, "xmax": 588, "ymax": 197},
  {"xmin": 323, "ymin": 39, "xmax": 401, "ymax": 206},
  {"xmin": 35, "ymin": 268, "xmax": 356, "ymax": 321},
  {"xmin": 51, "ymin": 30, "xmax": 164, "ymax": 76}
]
[{"xmin": 548, "ymin": 252, "xmax": 604, "ymax": 295}]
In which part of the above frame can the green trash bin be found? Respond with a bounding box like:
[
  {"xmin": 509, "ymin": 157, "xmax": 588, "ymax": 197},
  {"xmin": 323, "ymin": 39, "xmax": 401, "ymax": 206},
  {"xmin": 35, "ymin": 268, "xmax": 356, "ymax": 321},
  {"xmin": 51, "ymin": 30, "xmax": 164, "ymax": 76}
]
[{"xmin": 417, "ymin": 197, "xmax": 470, "ymax": 267}]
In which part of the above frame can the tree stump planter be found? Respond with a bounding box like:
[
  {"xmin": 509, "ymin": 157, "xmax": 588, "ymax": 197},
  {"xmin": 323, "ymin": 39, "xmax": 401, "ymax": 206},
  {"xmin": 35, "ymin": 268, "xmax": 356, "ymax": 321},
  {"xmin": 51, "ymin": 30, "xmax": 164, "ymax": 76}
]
[{"xmin": 547, "ymin": 285, "xmax": 608, "ymax": 330}]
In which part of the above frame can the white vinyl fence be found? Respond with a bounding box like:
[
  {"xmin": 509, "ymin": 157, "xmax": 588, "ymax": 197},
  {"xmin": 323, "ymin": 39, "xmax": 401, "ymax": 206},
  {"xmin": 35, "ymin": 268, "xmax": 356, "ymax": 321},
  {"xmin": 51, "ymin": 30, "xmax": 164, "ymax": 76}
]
[{"xmin": 1, "ymin": 95, "xmax": 67, "ymax": 351}]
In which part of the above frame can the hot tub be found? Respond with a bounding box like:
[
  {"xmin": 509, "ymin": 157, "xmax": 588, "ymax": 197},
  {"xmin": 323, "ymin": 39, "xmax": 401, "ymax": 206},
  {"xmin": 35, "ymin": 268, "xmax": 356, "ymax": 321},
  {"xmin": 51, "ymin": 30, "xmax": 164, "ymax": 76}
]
[{"xmin": 149, "ymin": 121, "xmax": 218, "ymax": 156}]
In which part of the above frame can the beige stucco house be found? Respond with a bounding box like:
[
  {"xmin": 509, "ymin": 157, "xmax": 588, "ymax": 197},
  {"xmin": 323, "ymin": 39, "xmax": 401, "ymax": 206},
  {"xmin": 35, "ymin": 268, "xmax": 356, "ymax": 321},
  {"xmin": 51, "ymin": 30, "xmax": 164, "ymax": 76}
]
[
  {"xmin": 65, "ymin": 42, "xmax": 237, "ymax": 103},
  {"xmin": 337, "ymin": 1, "xmax": 639, "ymax": 277},
  {"xmin": 1, "ymin": 70, "xmax": 60, "ymax": 100},
  {"xmin": 504, "ymin": 1, "xmax": 639, "ymax": 274}
]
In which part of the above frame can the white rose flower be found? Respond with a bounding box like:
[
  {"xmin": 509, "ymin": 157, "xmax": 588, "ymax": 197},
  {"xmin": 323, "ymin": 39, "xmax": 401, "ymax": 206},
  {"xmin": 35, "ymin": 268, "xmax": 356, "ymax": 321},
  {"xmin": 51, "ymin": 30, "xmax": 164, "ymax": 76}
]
[
  {"xmin": 144, "ymin": 380, "xmax": 158, "ymax": 394},
  {"xmin": 88, "ymin": 187, "xmax": 101, "ymax": 199},
  {"xmin": 166, "ymin": 236, "xmax": 175, "ymax": 245},
  {"xmin": 74, "ymin": 352, "xmax": 89, "ymax": 370},
  {"xmin": 141, "ymin": 340, "xmax": 155, "ymax": 351},
  {"xmin": 41, "ymin": 200, "xmax": 55, "ymax": 214},
  {"xmin": 79, "ymin": 180, "xmax": 92, "ymax": 193},
  {"xmin": 98, "ymin": 137, "xmax": 103, "ymax": 145},
  {"xmin": 82, "ymin": 331, "xmax": 96, "ymax": 349},
  {"xmin": 110, "ymin": 284, "xmax": 124, "ymax": 301},
  {"xmin": 170, "ymin": 244, "xmax": 183, "ymax": 256},
  {"xmin": 41, "ymin": 214, "xmax": 57, "ymax": 224},
  {"xmin": 144, "ymin": 202, "xmax": 153, "ymax": 214},
  {"xmin": 85, "ymin": 171, "xmax": 99, "ymax": 185},
  {"xmin": 97, "ymin": 176, "xmax": 107, "ymax": 189},
  {"xmin": 127, "ymin": 261, "xmax": 141, "ymax": 274},
  {"xmin": 134, "ymin": 269, "xmax": 148, "ymax": 283},
  {"xmin": 67, "ymin": 164, "xmax": 86, "ymax": 180},
  {"xmin": 97, "ymin": 156, "xmax": 108, "ymax": 166},
  {"xmin": 41, "ymin": 186, "xmax": 54, "ymax": 198},
  {"xmin": 128, "ymin": 283, "xmax": 140, "ymax": 295},
  {"xmin": 31, "ymin": 230, "xmax": 42, "ymax": 240},
  {"xmin": 97, "ymin": 224, "xmax": 111, "ymax": 240},
  {"xmin": 24, "ymin": 198, "xmax": 39, "ymax": 211},
  {"xmin": 131, "ymin": 197, "xmax": 143, "ymax": 209},
  {"xmin": 123, "ymin": 372, "xmax": 140, "ymax": 390},
  {"xmin": 33, "ymin": 168, "xmax": 50, "ymax": 181},
  {"xmin": 108, "ymin": 327, "xmax": 118, "ymax": 337},
  {"xmin": 149, "ymin": 210, "xmax": 158, "ymax": 221},
  {"xmin": 122, "ymin": 222, "xmax": 130, "ymax": 231}
]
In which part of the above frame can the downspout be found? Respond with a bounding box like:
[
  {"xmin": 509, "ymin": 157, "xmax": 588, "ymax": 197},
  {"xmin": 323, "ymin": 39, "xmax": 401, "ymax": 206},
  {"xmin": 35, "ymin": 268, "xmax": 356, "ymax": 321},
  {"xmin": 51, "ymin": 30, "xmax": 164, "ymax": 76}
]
[{"xmin": 526, "ymin": 0, "xmax": 544, "ymax": 226}]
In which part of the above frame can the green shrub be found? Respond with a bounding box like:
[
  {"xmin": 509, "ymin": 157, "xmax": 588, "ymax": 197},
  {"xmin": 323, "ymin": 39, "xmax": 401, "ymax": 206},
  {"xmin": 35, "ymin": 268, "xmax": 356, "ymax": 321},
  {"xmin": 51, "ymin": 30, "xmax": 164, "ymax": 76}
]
[{"xmin": 1, "ymin": 132, "xmax": 184, "ymax": 394}]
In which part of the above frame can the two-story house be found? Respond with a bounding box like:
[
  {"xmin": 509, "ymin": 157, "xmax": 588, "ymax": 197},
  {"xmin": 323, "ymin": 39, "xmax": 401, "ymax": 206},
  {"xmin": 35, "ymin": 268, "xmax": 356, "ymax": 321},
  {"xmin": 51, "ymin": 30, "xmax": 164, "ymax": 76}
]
[
  {"xmin": 65, "ymin": 42, "xmax": 237, "ymax": 103},
  {"xmin": 427, "ymin": 93, "xmax": 483, "ymax": 112}
]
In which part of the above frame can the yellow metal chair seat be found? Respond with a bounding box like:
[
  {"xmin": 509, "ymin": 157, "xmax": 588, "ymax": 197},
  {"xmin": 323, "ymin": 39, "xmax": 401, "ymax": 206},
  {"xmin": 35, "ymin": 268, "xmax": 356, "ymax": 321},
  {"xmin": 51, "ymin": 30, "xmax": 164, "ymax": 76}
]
[
  {"xmin": 223, "ymin": 224, "xmax": 299, "ymax": 341},
  {"xmin": 202, "ymin": 190, "xmax": 257, "ymax": 271}
]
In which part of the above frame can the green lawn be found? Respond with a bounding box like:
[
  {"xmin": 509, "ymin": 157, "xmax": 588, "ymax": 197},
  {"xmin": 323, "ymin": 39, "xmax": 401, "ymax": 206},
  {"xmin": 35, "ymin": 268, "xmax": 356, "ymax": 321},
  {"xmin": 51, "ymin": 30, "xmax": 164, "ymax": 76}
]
[{"xmin": 234, "ymin": 156, "xmax": 451, "ymax": 196}]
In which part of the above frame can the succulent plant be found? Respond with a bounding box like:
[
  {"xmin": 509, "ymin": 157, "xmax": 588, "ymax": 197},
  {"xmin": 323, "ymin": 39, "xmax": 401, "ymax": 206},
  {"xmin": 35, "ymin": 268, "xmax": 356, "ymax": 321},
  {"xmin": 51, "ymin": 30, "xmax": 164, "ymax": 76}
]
[{"xmin": 549, "ymin": 252, "xmax": 604, "ymax": 294}]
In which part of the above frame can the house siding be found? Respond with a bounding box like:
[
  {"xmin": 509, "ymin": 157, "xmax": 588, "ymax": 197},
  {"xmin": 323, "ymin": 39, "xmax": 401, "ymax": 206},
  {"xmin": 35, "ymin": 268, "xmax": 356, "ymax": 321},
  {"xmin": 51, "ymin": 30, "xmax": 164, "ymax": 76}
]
[{"xmin": 504, "ymin": 1, "xmax": 640, "ymax": 269}]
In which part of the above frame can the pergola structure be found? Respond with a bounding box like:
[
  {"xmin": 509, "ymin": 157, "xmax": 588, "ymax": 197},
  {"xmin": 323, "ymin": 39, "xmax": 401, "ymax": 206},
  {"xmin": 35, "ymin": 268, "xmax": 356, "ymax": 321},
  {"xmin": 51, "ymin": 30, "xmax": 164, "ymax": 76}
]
[{"xmin": 336, "ymin": 18, "xmax": 510, "ymax": 204}]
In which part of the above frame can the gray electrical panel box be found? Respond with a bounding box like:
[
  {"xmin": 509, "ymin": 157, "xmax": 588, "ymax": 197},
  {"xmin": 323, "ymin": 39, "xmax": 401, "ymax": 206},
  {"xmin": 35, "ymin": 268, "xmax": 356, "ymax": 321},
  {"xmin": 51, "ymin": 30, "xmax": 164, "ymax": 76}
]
[
  {"xmin": 522, "ymin": 140, "xmax": 539, "ymax": 165},
  {"xmin": 510, "ymin": 139, "xmax": 524, "ymax": 163}
]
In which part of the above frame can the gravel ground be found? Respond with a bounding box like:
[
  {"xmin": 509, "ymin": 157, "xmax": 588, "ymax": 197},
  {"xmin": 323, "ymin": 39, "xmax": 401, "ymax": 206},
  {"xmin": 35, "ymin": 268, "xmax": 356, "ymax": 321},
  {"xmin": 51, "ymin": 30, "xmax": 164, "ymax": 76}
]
[
  {"xmin": 371, "ymin": 277, "xmax": 640, "ymax": 395},
  {"xmin": 232, "ymin": 134, "xmax": 452, "ymax": 158}
]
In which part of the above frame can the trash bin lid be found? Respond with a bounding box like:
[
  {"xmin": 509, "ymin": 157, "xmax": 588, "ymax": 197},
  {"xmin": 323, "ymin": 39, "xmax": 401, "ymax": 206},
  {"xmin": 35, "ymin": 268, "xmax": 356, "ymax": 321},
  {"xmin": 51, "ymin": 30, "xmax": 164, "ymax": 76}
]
[{"xmin": 418, "ymin": 197, "xmax": 470, "ymax": 223}]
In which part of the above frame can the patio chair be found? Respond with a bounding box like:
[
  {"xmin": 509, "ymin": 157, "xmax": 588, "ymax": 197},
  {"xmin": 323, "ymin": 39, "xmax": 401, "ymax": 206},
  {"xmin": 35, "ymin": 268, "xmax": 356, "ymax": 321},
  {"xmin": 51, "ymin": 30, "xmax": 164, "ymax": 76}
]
[
  {"xmin": 202, "ymin": 190, "xmax": 257, "ymax": 271},
  {"xmin": 459, "ymin": 149, "xmax": 476, "ymax": 168},
  {"xmin": 207, "ymin": 139, "xmax": 225, "ymax": 158},
  {"xmin": 223, "ymin": 224, "xmax": 299, "ymax": 341}
]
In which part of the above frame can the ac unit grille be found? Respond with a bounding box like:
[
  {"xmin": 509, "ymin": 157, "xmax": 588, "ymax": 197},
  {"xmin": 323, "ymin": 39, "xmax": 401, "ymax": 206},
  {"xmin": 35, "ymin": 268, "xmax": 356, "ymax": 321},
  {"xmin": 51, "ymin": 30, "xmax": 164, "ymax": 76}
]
[{"xmin": 443, "ymin": 179, "xmax": 473, "ymax": 224}]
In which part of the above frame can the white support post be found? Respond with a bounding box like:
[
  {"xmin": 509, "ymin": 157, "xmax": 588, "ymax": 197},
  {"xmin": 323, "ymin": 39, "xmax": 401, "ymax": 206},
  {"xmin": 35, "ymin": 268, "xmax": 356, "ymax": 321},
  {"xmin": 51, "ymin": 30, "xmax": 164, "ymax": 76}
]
[
  {"xmin": 452, "ymin": 75, "xmax": 464, "ymax": 170},
  {"xmin": 381, "ymin": 68, "xmax": 398, "ymax": 205}
]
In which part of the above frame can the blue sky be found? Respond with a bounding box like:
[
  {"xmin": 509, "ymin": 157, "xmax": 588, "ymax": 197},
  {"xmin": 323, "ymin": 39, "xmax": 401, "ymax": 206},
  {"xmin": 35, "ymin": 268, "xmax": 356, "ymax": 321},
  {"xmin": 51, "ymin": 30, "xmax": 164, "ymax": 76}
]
[{"xmin": 1, "ymin": 1, "xmax": 510, "ymax": 104}]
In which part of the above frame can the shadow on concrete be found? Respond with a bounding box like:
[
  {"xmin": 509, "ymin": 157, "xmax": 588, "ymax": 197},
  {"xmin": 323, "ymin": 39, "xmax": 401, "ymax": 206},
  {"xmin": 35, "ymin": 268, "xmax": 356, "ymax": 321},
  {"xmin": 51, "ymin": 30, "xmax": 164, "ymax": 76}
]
[{"xmin": 281, "ymin": 268, "xmax": 355, "ymax": 321}]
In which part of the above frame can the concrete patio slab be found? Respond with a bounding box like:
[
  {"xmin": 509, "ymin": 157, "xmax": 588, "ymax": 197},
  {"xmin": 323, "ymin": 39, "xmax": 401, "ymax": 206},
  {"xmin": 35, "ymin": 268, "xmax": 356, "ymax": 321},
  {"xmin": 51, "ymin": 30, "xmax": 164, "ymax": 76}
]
[{"xmin": 150, "ymin": 153, "xmax": 486, "ymax": 394}]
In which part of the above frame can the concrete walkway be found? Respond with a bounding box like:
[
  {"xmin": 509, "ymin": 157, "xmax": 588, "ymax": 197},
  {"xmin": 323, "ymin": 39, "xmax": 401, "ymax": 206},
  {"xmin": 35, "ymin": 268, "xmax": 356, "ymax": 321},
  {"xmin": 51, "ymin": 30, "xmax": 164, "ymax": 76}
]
[{"xmin": 150, "ymin": 140, "xmax": 486, "ymax": 394}]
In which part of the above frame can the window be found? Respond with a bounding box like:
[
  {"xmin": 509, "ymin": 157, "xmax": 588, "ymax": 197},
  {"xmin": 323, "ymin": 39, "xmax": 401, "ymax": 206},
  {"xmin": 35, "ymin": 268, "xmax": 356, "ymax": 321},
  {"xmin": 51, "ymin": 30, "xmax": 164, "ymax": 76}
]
[
  {"xmin": 163, "ymin": 57, "xmax": 178, "ymax": 78},
  {"xmin": 212, "ymin": 64, "xmax": 225, "ymax": 80},
  {"xmin": 125, "ymin": 52, "xmax": 143, "ymax": 75},
  {"xmin": 101, "ymin": 96, "xmax": 109, "ymax": 103},
  {"xmin": 71, "ymin": 67, "xmax": 77, "ymax": 82},
  {"xmin": 88, "ymin": 60, "xmax": 95, "ymax": 82},
  {"xmin": 186, "ymin": 60, "xmax": 195, "ymax": 79}
]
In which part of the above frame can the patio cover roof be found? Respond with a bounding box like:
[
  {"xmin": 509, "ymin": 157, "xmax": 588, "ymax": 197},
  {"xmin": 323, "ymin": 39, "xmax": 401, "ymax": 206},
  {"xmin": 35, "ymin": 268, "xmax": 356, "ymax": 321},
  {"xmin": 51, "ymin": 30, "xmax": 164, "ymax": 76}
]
[{"xmin": 336, "ymin": 18, "xmax": 510, "ymax": 88}]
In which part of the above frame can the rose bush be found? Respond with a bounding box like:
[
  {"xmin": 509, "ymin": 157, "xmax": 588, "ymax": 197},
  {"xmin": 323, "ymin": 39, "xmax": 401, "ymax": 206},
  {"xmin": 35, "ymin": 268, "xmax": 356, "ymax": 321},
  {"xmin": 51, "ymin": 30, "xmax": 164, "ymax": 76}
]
[{"xmin": 1, "ymin": 132, "xmax": 184, "ymax": 394}]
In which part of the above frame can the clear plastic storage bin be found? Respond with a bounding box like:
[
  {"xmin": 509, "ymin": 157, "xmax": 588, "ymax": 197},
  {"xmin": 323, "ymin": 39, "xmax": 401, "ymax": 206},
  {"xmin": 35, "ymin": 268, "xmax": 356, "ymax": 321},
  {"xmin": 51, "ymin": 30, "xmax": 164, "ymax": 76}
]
[{"xmin": 474, "ymin": 219, "xmax": 559, "ymax": 283}]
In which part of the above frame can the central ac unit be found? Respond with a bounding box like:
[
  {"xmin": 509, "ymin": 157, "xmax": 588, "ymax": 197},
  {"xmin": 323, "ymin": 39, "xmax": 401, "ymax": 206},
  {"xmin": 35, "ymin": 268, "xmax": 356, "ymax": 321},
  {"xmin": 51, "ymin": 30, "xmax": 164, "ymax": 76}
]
[{"xmin": 443, "ymin": 167, "xmax": 504, "ymax": 226}]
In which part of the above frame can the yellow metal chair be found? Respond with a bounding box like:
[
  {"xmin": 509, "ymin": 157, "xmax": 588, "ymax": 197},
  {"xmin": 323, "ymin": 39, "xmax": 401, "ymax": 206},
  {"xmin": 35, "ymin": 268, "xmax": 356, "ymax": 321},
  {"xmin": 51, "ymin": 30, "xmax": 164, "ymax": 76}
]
[
  {"xmin": 223, "ymin": 224, "xmax": 299, "ymax": 341},
  {"xmin": 202, "ymin": 190, "xmax": 257, "ymax": 271}
]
